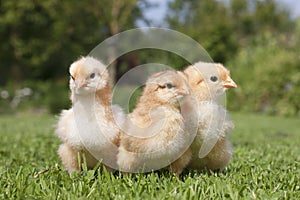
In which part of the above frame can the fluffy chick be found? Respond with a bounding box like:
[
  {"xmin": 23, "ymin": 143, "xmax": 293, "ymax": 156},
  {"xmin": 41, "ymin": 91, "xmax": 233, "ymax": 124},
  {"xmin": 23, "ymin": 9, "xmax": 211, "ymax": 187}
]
[
  {"xmin": 183, "ymin": 62, "xmax": 237, "ymax": 171},
  {"xmin": 55, "ymin": 56, "xmax": 120, "ymax": 174},
  {"xmin": 117, "ymin": 70, "xmax": 193, "ymax": 176}
]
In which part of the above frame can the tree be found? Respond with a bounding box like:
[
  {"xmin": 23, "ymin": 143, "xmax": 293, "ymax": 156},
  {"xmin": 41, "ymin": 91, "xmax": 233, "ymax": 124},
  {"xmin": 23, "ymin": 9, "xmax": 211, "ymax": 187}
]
[
  {"xmin": 85, "ymin": 0, "xmax": 145, "ymax": 84},
  {"xmin": 0, "ymin": 0, "xmax": 147, "ymax": 86},
  {"xmin": 166, "ymin": 0, "xmax": 238, "ymax": 63},
  {"xmin": 230, "ymin": 0, "xmax": 293, "ymax": 46},
  {"xmin": 166, "ymin": 0, "xmax": 294, "ymax": 63}
]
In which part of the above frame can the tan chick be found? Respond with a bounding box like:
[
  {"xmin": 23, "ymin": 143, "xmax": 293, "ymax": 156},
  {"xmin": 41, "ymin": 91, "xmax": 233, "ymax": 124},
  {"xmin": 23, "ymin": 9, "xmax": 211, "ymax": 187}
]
[
  {"xmin": 183, "ymin": 62, "xmax": 237, "ymax": 171},
  {"xmin": 55, "ymin": 56, "xmax": 120, "ymax": 174},
  {"xmin": 117, "ymin": 70, "xmax": 193, "ymax": 176}
]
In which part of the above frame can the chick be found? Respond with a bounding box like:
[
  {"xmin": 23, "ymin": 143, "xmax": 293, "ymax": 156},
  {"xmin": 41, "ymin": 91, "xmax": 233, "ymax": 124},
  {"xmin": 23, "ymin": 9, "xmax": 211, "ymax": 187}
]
[
  {"xmin": 117, "ymin": 70, "xmax": 193, "ymax": 176},
  {"xmin": 55, "ymin": 56, "xmax": 120, "ymax": 173},
  {"xmin": 183, "ymin": 62, "xmax": 237, "ymax": 171}
]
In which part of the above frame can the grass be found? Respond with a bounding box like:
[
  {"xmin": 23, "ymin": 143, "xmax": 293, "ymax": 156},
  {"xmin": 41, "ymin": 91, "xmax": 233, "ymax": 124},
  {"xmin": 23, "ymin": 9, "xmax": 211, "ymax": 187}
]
[{"xmin": 0, "ymin": 112, "xmax": 299, "ymax": 199}]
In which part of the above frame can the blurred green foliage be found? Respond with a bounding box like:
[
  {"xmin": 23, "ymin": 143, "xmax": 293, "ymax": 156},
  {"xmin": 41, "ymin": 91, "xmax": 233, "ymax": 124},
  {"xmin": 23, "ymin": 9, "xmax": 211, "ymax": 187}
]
[
  {"xmin": 0, "ymin": 0, "xmax": 143, "ymax": 84},
  {"xmin": 0, "ymin": 0, "xmax": 299, "ymax": 116},
  {"xmin": 227, "ymin": 32, "xmax": 300, "ymax": 116}
]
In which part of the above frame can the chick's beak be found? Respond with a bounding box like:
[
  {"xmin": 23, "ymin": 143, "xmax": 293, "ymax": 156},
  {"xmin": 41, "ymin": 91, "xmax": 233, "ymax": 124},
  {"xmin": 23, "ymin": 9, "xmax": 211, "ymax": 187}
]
[
  {"xmin": 223, "ymin": 78, "xmax": 237, "ymax": 89},
  {"xmin": 76, "ymin": 80, "xmax": 88, "ymax": 88}
]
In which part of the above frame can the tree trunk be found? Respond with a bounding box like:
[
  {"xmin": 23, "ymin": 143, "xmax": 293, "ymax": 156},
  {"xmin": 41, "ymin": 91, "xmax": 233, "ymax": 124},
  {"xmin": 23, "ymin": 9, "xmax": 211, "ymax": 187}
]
[
  {"xmin": 11, "ymin": 63, "xmax": 22, "ymax": 89},
  {"xmin": 107, "ymin": 47, "xmax": 117, "ymax": 87}
]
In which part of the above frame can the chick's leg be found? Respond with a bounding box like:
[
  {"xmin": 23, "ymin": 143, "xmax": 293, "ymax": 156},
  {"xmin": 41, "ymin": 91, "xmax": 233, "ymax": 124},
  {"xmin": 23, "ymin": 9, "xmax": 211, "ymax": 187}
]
[
  {"xmin": 204, "ymin": 138, "xmax": 232, "ymax": 171},
  {"xmin": 169, "ymin": 148, "xmax": 192, "ymax": 177},
  {"xmin": 117, "ymin": 147, "xmax": 138, "ymax": 173},
  {"xmin": 83, "ymin": 149, "xmax": 116, "ymax": 172},
  {"xmin": 58, "ymin": 143, "xmax": 80, "ymax": 173}
]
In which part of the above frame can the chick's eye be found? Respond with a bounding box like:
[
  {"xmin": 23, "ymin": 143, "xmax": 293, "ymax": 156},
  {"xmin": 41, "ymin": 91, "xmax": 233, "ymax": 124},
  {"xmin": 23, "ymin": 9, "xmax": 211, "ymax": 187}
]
[
  {"xmin": 210, "ymin": 76, "xmax": 218, "ymax": 82},
  {"xmin": 70, "ymin": 75, "xmax": 75, "ymax": 81},
  {"xmin": 90, "ymin": 73, "xmax": 95, "ymax": 79},
  {"xmin": 166, "ymin": 83, "xmax": 174, "ymax": 89}
]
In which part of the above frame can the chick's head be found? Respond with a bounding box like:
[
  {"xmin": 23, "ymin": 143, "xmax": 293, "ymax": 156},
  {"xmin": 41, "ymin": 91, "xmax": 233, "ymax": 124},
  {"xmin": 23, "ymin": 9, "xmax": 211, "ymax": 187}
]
[
  {"xmin": 69, "ymin": 56, "xmax": 109, "ymax": 95},
  {"xmin": 184, "ymin": 62, "xmax": 237, "ymax": 101},
  {"xmin": 143, "ymin": 70, "xmax": 190, "ymax": 105}
]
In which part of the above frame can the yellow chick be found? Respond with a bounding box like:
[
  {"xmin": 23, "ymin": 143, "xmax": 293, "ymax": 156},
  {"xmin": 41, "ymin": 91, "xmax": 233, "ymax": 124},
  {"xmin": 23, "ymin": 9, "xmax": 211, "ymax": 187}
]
[
  {"xmin": 183, "ymin": 62, "xmax": 237, "ymax": 171},
  {"xmin": 117, "ymin": 70, "xmax": 193, "ymax": 176},
  {"xmin": 55, "ymin": 56, "xmax": 120, "ymax": 174}
]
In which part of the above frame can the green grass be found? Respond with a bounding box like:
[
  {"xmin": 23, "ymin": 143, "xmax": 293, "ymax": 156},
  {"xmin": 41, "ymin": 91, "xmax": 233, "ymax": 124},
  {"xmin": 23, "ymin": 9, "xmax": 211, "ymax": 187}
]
[{"xmin": 0, "ymin": 113, "xmax": 299, "ymax": 199}]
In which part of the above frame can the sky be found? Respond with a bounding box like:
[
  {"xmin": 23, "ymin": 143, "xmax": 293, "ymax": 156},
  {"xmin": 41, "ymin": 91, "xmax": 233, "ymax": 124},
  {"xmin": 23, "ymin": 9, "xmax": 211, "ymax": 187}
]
[
  {"xmin": 280, "ymin": 0, "xmax": 300, "ymax": 18},
  {"xmin": 139, "ymin": 0, "xmax": 300, "ymax": 27}
]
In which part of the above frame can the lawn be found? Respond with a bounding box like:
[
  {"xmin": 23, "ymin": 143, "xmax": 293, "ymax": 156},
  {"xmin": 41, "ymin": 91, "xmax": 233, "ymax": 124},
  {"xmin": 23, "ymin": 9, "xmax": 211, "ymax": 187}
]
[{"xmin": 0, "ymin": 112, "xmax": 299, "ymax": 199}]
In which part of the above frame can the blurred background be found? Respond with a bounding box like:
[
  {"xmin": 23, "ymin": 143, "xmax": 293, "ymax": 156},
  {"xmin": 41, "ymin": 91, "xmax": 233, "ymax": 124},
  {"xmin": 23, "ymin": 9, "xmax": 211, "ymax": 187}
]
[{"xmin": 0, "ymin": 0, "xmax": 299, "ymax": 116}]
